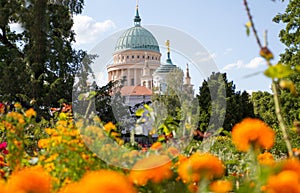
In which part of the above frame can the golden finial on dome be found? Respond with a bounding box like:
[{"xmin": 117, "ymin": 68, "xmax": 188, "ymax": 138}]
[{"xmin": 165, "ymin": 40, "xmax": 170, "ymax": 53}]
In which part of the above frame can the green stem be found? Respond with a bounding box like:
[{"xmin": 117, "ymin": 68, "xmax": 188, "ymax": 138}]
[
  {"xmin": 270, "ymin": 78, "xmax": 293, "ymax": 157},
  {"xmin": 243, "ymin": 0, "xmax": 293, "ymax": 158}
]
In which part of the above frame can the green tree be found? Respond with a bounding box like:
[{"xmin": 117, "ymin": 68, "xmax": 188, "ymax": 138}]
[
  {"xmin": 252, "ymin": 91, "xmax": 277, "ymax": 126},
  {"xmin": 272, "ymin": 0, "xmax": 300, "ymax": 126},
  {"xmin": 273, "ymin": 0, "xmax": 300, "ymax": 69},
  {"xmin": 0, "ymin": 0, "xmax": 85, "ymax": 114},
  {"xmin": 197, "ymin": 72, "xmax": 254, "ymax": 134}
]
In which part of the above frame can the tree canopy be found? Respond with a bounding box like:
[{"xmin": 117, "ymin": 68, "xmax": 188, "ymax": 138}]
[{"xmin": 0, "ymin": 0, "xmax": 86, "ymax": 115}]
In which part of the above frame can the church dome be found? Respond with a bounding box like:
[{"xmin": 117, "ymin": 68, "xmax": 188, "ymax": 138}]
[
  {"xmin": 114, "ymin": 6, "xmax": 160, "ymax": 53},
  {"xmin": 154, "ymin": 63, "xmax": 178, "ymax": 73},
  {"xmin": 114, "ymin": 26, "xmax": 160, "ymax": 53}
]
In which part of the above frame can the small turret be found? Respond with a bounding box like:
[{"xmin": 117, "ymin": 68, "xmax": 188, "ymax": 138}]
[{"xmin": 184, "ymin": 63, "xmax": 191, "ymax": 85}]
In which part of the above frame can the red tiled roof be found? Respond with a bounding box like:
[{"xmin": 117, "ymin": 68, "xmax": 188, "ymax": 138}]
[{"xmin": 120, "ymin": 86, "xmax": 152, "ymax": 96}]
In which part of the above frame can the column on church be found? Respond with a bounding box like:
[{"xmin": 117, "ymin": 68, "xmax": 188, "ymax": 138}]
[
  {"xmin": 127, "ymin": 69, "xmax": 130, "ymax": 86},
  {"xmin": 134, "ymin": 68, "xmax": 137, "ymax": 86}
]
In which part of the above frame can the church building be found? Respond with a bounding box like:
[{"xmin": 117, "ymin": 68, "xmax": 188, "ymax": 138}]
[{"xmin": 106, "ymin": 4, "xmax": 193, "ymax": 107}]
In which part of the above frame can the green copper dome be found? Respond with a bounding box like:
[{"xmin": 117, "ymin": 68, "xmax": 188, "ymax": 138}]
[
  {"xmin": 114, "ymin": 6, "xmax": 160, "ymax": 53},
  {"xmin": 115, "ymin": 26, "xmax": 160, "ymax": 53}
]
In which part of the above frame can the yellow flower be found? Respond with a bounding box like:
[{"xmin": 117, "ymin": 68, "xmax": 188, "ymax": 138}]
[
  {"xmin": 66, "ymin": 170, "xmax": 136, "ymax": 193},
  {"xmin": 25, "ymin": 108, "xmax": 36, "ymax": 118},
  {"xmin": 265, "ymin": 170, "xmax": 300, "ymax": 193},
  {"xmin": 178, "ymin": 152, "xmax": 224, "ymax": 183},
  {"xmin": 258, "ymin": 152, "xmax": 275, "ymax": 166},
  {"xmin": 14, "ymin": 103, "xmax": 22, "ymax": 109},
  {"xmin": 232, "ymin": 118, "xmax": 274, "ymax": 152},
  {"xmin": 45, "ymin": 153, "xmax": 59, "ymax": 163},
  {"xmin": 103, "ymin": 122, "xmax": 116, "ymax": 132},
  {"xmin": 209, "ymin": 180, "xmax": 233, "ymax": 193},
  {"xmin": 6, "ymin": 112, "xmax": 25, "ymax": 125},
  {"xmin": 7, "ymin": 166, "xmax": 52, "ymax": 193},
  {"xmin": 129, "ymin": 155, "xmax": 173, "ymax": 186},
  {"xmin": 44, "ymin": 163, "xmax": 55, "ymax": 172}
]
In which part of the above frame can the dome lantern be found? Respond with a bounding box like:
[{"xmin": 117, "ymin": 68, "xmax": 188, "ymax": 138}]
[{"xmin": 134, "ymin": 5, "xmax": 141, "ymax": 26}]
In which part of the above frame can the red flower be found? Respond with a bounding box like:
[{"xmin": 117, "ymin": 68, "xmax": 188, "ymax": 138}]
[
  {"xmin": 2, "ymin": 149, "xmax": 8, "ymax": 155},
  {"xmin": 0, "ymin": 142, "xmax": 7, "ymax": 150}
]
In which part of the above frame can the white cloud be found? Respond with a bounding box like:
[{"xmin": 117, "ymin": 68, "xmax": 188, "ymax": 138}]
[
  {"xmin": 223, "ymin": 48, "xmax": 233, "ymax": 55},
  {"xmin": 222, "ymin": 57, "xmax": 265, "ymax": 71},
  {"xmin": 72, "ymin": 15, "xmax": 116, "ymax": 45},
  {"xmin": 195, "ymin": 51, "xmax": 216, "ymax": 63}
]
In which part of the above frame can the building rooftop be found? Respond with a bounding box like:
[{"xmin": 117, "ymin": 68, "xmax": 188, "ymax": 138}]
[{"xmin": 120, "ymin": 86, "xmax": 153, "ymax": 96}]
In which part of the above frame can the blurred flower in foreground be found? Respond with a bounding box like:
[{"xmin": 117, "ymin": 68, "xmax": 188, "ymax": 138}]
[
  {"xmin": 209, "ymin": 180, "xmax": 233, "ymax": 193},
  {"xmin": 265, "ymin": 170, "xmax": 300, "ymax": 193},
  {"xmin": 178, "ymin": 152, "xmax": 224, "ymax": 184},
  {"xmin": 280, "ymin": 158, "xmax": 300, "ymax": 174},
  {"xmin": 61, "ymin": 170, "xmax": 136, "ymax": 193},
  {"xmin": 232, "ymin": 118, "xmax": 274, "ymax": 152},
  {"xmin": 129, "ymin": 155, "xmax": 173, "ymax": 186},
  {"xmin": 6, "ymin": 166, "xmax": 52, "ymax": 193}
]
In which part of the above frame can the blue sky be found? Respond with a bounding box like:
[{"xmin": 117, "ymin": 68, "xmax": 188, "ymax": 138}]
[{"xmin": 72, "ymin": 0, "xmax": 289, "ymax": 93}]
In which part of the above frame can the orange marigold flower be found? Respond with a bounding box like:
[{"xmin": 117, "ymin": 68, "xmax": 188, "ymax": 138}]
[
  {"xmin": 25, "ymin": 108, "xmax": 36, "ymax": 118},
  {"xmin": 258, "ymin": 152, "xmax": 275, "ymax": 166},
  {"xmin": 38, "ymin": 139, "xmax": 50, "ymax": 149},
  {"xmin": 129, "ymin": 155, "xmax": 173, "ymax": 186},
  {"xmin": 210, "ymin": 180, "xmax": 233, "ymax": 193},
  {"xmin": 188, "ymin": 182, "xmax": 199, "ymax": 193},
  {"xmin": 265, "ymin": 170, "xmax": 300, "ymax": 193},
  {"xmin": 65, "ymin": 170, "xmax": 136, "ymax": 193},
  {"xmin": 178, "ymin": 158, "xmax": 201, "ymax": 183},
  {"xmin": 7, "ymin": 166, "xmax": 52, "ymax": 193},
  {"xmin": 281, "ymin": 158, "xmax": 300, "ymax": 174},
  {"xmin": 150, "ymin": 142, "xmax": 163, "ymax": 150},
  {"xmin": 232, "ymin": 118, "xmax": 275, "ymax": 152},
  {"xmin": 14, "ymin": 103, "xmax": 22, "ymax": 109},
  {"xmin": 178, "ymin": 152, "xmax": 224, "ymax": 183},
  {"xmin": 0, "ymin": 179, "xmax": 7, "ymax": 193},
  {"xmin": 103, "ymin": 122, "xmax": 116, "ymax": 132}
]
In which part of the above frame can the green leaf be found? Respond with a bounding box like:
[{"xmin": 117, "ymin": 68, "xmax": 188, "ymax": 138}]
[
  {"xmin": 295, "ymin": 65, "xmax": 300, "ymax": 73},
  {"xmin": 245, "ymin": 21, "xmax": 251, "ymax": 36},
  {"xmin": 246, "ymin": 26, "xmax": 250, "ymax": 36},
  {"xmin": 87, "ymin": 91, "xmax": 97, "ymax": 100},
  {"xmin": 264, "ymin": 63, "xmax": 293, "ymax": 79},
  {"xmin": 78, "ymin": 93, "xmax": 87, "ymax": 101},
  {"xmin": 135, "ymin": 108, "xmax": 145, "ymax": 117}
]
